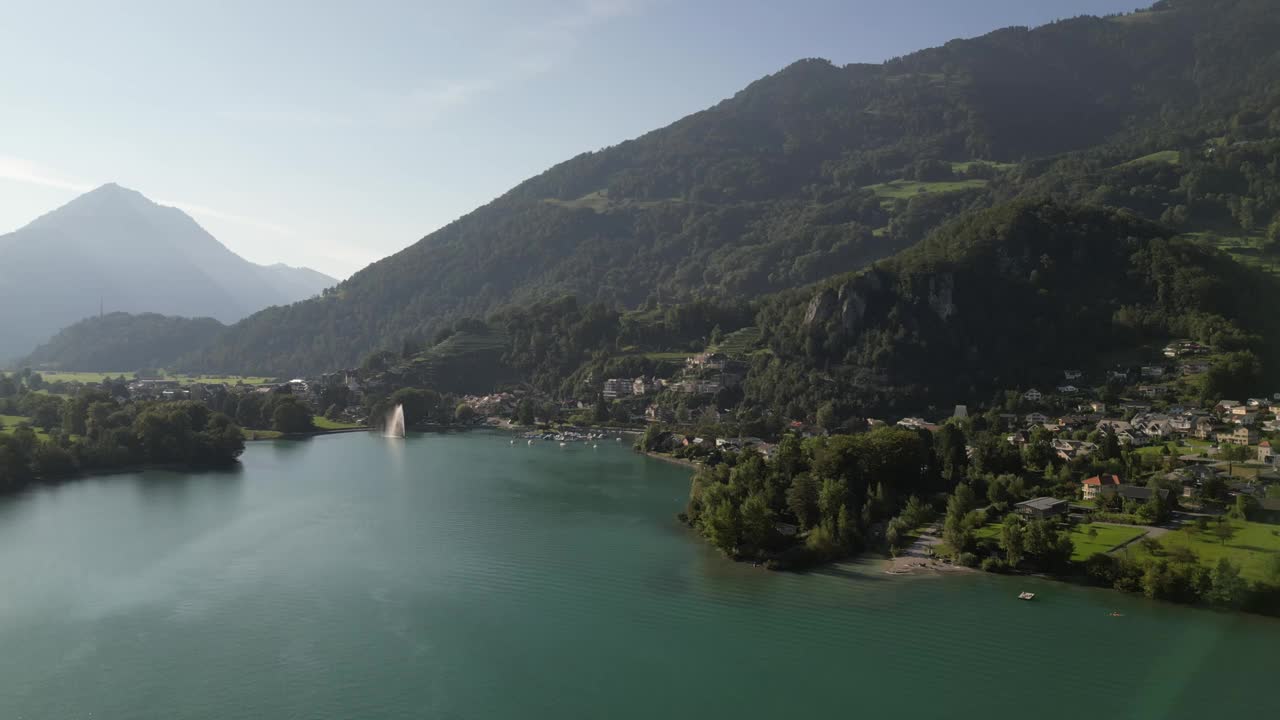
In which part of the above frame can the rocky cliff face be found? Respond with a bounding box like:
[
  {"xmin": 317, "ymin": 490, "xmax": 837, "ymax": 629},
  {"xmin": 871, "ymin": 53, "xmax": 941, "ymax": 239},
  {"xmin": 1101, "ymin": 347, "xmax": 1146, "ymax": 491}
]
[{"xmin": 803, "ymin": 269, "xmax": 956, "ymax": 336}]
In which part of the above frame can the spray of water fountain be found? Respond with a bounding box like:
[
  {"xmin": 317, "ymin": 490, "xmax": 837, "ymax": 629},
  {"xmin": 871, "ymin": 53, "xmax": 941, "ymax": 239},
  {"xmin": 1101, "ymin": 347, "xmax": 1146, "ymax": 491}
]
[{"xmin": 384, "ymin": 403, "xmax": 406, "ymax": 439}]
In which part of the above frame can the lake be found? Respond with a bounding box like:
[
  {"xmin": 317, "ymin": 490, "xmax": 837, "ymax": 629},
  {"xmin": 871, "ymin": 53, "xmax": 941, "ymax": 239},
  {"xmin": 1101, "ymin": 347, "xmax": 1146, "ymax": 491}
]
[{"xmin": 0, "ymin": 431, "xmax": 1276, "ymax": 719}]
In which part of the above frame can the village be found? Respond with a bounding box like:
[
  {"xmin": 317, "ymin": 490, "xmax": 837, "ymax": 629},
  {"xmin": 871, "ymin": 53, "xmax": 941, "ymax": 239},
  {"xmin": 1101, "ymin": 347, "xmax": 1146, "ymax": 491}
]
[{"xmin": 21, "ymin": 337, "xmax": 1280, "ymax": 520}]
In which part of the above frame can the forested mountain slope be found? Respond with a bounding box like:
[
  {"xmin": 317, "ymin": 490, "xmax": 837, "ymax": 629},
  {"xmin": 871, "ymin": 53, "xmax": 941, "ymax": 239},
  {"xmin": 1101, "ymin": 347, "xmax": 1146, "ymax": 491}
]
[
  {"xmin": 0, "ymin": 184, "xmax": 334, "ymax": 362},
  {"xmin": 746, "ymin": 200, "xmax": 1280, "ymax": 416},
  {"xmin": 183, "ymin": 0, "xmax": 1280, "ymax": 376},
  {"xmin": 20, "ymin": 313, "xmax": 225, "ymax": 372}
]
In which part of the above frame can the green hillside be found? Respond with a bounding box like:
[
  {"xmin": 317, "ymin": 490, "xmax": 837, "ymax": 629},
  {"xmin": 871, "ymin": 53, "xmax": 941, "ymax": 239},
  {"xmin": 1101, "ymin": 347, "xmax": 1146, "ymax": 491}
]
[
  {"xmin": 20, "ymin": 313, "xmax": 225, "ymax": 372},
  {"xmin": 747, "ymin": 200, "xmax": 1280, "ymax": 415},
  {"xmin": 174, "ymin": 0, "xmax": 1280, "ymax": 377}
]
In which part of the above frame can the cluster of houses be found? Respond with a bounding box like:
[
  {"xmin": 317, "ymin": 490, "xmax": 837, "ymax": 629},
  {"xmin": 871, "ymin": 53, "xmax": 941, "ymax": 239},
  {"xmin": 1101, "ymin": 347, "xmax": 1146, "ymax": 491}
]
[
  {"xmin": 602, "ymin": 352, "xmax": 749, "ymax": 403},
  {"xmin": 646, "ymin": 430, "xmax": 778, "ymax": 460},
  {"xmin": 459, "ymin": 392, "xmax": 517, "ymax": 417}
]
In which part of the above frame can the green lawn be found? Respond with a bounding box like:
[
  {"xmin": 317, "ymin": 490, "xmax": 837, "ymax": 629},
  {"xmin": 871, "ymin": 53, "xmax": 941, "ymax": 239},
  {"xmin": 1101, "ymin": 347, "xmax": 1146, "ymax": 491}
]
[
  {"xmin": 1118, "ymin": 149, "xmax": 1180, "ymax": 167},
  {"xmin": 244, "ymin": 429, "xmax": 284, "ymax": 440},
  {"xmin": 949, "ymin": 160, "xmax": 1016, "ymax": 173},
  {"xmin": 641, "ymin": 351, "xmax": 696, "ymax": 361},
  {"xmin": 714, "ymin": 327, "xmax": 761, "ymax": 359},
  {"xmin": 0, "ymin": 415, "xmax": 49, "ymax": 439},
  {"xmin": 1185, "ymin": 231, "xmax": 1280, "ymax": 276},
  {"xmin": 974, "ymin": 520, "xmax": 1146, "ymax": 562},
  {"xmin": 1069, "ymin": 523, "xmax": 1146, "ymax": 561},
  {"xmin": 313, "ymin": 416, "xmax": 363, "ymax": 430},
  {"xmin": 1135, "ymin": 440, "xmax": 1210, "ymax": 457},
  {"xmin": 865, "ymin": 178, "xmax": 988, "ymax": 202},
  {"xmin": 37, "ymin": 371, "xmax": 130, "ymax": 383},
  {"xmin": 173, "ymin": 374, "xmax": 273, "ymax": 385},
  {"xmin": 1129, "ymin": 520, "xmax": 1280, "ymax": 582}
]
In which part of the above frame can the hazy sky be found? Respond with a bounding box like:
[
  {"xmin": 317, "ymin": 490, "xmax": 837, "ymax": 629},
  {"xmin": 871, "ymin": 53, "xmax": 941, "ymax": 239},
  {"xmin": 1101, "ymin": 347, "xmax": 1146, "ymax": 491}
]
[{"xmin": 0, "ymin": 0, "xmax": 1138, "ymax": 279}]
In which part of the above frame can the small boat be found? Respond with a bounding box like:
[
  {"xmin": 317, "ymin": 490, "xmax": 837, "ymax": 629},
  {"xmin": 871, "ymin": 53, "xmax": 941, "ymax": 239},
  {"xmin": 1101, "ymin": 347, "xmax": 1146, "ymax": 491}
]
[
  {"xmin": 1109, "ymin": 612, "xmax": 1123, "ymax": 617},
  {"xmin": 527, "ymin": 439, "xmax": 534, "ymax": 446},
  {"xmin": 559, "ymin": 442, "xmax": 567, "ymax": 448},
  {"xmin": 509, "ymin": 439, "xmax": 515, "ymax": 445},
  {"xmin": 593, "ymin": 443, "xmax": 598, "ymax": 449},
  {"xmin": 1018, "ymin": 592, "xmax": 1036, "ymax": 601}
]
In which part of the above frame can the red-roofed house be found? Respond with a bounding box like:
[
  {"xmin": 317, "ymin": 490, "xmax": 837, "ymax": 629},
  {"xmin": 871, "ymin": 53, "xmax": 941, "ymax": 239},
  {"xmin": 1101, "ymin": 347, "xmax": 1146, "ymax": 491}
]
[
  {"xmin": 1259, "ymin": 441, "xmax": 1275, "ymax": 466},
  {"xmin": 1082, "ymin": 474, "xmax": 1123, "ymax": 500}
]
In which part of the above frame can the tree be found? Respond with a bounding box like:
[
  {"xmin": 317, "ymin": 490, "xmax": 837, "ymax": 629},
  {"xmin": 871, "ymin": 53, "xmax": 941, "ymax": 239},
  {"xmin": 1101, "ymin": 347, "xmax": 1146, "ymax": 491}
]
[
  {"xmin": 1219, "ymin": 444, "xmax": 1250, "ymax": 462},
  {"xmin": 1207, "ymin": 558, "xmax": 1247, "ymax": 606},
  {"xmin": 516, "ymin": 398, "xmax": 537, "ymax": 426},
  {"xmin": 815, "ymin": 401, "xmax": 837, "ymax": 432},
  {"xmin": 703, "ymin": 496, "xmax": 740, "ymax": 555},
  {"xmin": 1213, "ymin": 520, "xmax": 1236, "ymax": 546},
  {"xmin": 455, "ymin": 403, "xmax": 477, "ymax": 424},
  {"xmin": 1227, "ymin": 494, "xmax": 1257, "ymax": 521},
  {"xmin": 785, "ymin": 473, "xmax": 820, "ymax": 530},
  {"xmin": 886, "ymin": 517, "xmax": 908, "ymax": 549},
  {"xmin": 1202, "ymin": 352, "xmax": 1262, "ymax": 403},
  {"xmin": 739, "ymin": 493, "xmax": 774, "ymax": 550},
  {"xmin": 270, "ymin": 397, "xmax": 315, "ymax": 434},
  {"xmin": 389, "ymin": 387, "xmax": 441, "ymax": 426},
  {"xmin": 999, "ymin": 515, "xmax": 1026, "ymax": 566},
  {"xmin": 936, "ymin": 422, "xmax": 967, "ymax": 482}
]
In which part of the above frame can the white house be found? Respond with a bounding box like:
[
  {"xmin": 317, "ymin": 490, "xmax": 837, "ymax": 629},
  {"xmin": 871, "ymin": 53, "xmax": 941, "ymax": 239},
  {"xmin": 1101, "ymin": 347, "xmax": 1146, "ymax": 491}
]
[
  {"xmin": 1023, "ymin": 389, "xmax": 1043, "ymax": 402},
  {"xmin": 1258, "ymin": 441, "xmax": 1275, "ymax": 465},
  {"xmin": 602, "ymin": 378, "xmax": 632, "ymax": 399}
]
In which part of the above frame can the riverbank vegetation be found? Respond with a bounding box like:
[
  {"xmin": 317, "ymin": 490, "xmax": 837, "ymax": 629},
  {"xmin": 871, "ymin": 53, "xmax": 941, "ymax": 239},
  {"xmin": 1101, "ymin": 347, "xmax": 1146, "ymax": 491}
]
[
  {"xmin": 648, "ymin": 404, "xmax": 1280, "ymax": 616},
  {"xmin": 0, "ymin": 372, "xmax": 244, "ymax": 492}
]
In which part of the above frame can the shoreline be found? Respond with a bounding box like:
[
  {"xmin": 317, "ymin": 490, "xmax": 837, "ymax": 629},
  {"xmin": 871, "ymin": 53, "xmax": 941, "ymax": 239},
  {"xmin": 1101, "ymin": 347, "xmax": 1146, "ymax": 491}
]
[
  {"xmin": 882, "ymin": 525, "xmax": 975, "ymax": 576},
  {"xmin": 640, "ymin": 450, "xmax": 699, "ymax": 470}
]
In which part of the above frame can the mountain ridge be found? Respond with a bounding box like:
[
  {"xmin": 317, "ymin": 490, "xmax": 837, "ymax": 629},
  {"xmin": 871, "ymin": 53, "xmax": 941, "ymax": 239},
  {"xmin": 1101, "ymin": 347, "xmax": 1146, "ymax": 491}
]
[
  {"xmin": 0, "ymin": 184, "xmax": 336, "ymax": 362},
  {"xmin": 175, "ymin": 0, "xmax": 1280, "ymax": 377}
]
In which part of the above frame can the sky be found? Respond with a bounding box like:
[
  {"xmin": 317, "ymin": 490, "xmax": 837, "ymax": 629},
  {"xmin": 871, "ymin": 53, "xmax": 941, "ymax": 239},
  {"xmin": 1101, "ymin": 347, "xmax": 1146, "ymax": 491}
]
[{"xmin": 0, "ymin": 0, "xmax": 1140, "ymax": 280}]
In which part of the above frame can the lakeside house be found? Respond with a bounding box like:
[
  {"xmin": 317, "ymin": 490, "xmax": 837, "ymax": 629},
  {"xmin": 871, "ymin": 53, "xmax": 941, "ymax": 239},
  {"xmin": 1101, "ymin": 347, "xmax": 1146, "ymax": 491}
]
[
  {"xmin": 1081, "ymin": 474, "xmax": 1122, "ymax": 500},
  {"xmin": 686, "ymin": 352, "xmax": 728, "ymax": 371},
  {"xmin": 1022, "ymin": 389, "xmax": 1043, "ymax": 402},
  {"xmin": 1260, "ymin": 441, "xmax": 1275, "ymax": 466},
  {"xmin": 1218, "ymin": 426, "xmax": 1259, "ymax": 447},
  {"xmin": 1015, "ymin": 497, "xmax": 1069, "ymax": 520}
]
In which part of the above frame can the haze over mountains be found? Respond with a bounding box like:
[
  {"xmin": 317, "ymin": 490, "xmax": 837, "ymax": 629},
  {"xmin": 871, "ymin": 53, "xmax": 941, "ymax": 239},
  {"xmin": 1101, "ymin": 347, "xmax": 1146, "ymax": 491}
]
[{"xmin": 0, "ymin": 183, "xmax": 335, "ymax": 361}]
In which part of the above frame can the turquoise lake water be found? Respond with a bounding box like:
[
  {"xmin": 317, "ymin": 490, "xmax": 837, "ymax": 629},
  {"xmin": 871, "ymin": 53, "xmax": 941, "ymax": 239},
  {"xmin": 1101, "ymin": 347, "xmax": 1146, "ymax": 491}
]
[{"xmin": 0, "ymin": 431, "xmax": 1276, "ymax": 719}]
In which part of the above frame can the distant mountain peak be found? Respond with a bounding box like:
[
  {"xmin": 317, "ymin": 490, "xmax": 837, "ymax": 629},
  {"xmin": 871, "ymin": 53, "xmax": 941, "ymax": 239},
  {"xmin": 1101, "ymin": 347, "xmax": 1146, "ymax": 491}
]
[{"xmin": 0, "ymin": 184, "xmax": 337, "ymax": 362}]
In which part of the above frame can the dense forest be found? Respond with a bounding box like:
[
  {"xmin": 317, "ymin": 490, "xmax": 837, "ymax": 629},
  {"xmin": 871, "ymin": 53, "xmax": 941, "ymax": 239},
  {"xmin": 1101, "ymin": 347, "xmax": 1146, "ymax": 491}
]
[
  {"xmin": 745, "ymin": 200, "xmax": 1280, "ymax": 417},
  {"xmin": 162, "ymin": 0, "xmax": 1280, "ymax": 377}
]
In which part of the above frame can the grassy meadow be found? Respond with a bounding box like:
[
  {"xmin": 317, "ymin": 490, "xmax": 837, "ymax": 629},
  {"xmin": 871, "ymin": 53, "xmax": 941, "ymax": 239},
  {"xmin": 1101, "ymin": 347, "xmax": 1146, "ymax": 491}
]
[{"xmin": 1128, "ymin": 520, "xmax": 1280, "ymax": 583}]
